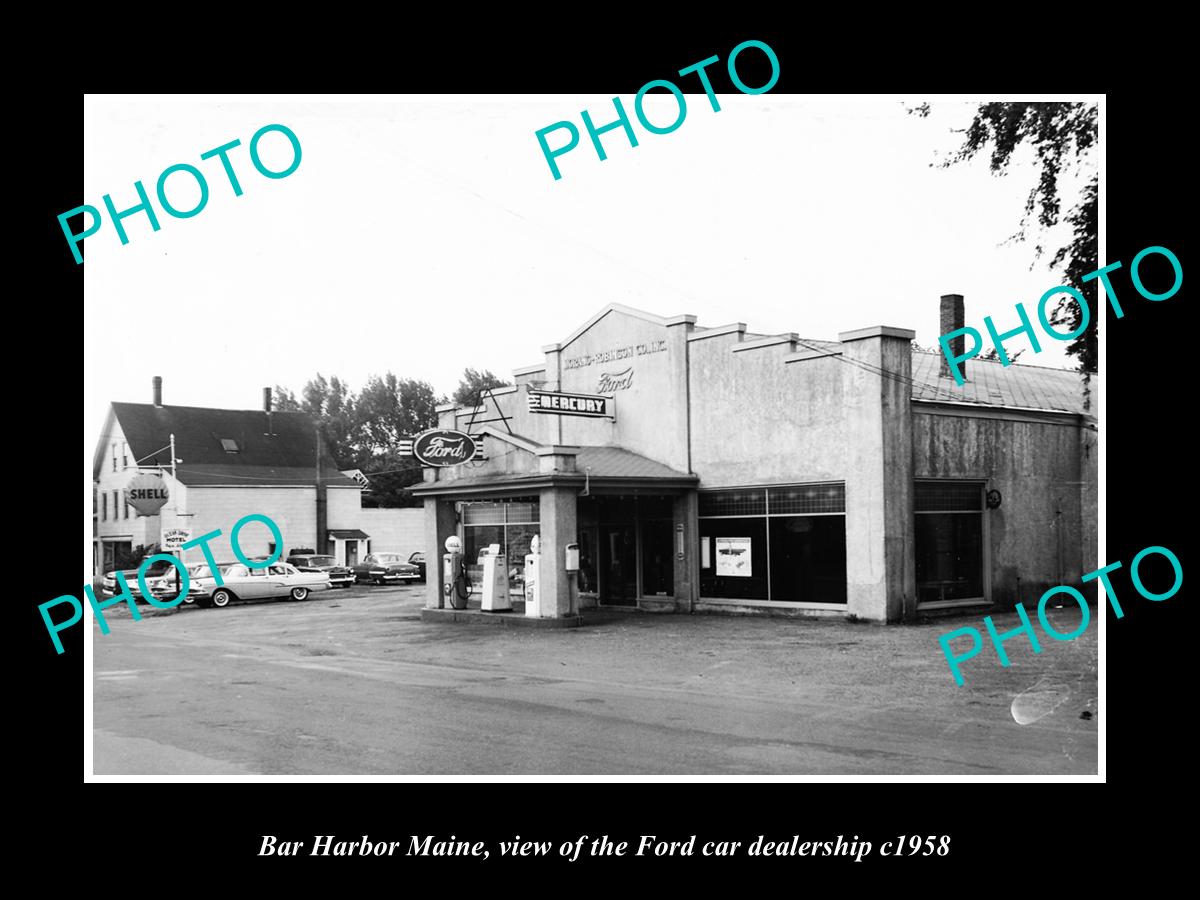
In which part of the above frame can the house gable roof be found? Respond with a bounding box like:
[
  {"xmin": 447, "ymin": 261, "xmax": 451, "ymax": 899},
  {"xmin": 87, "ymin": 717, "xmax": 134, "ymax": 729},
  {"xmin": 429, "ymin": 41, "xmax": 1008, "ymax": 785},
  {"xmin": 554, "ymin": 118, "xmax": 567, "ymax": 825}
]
[{"xmin": 106, "ymin": 402, "xmax": 356, "ymax": 487}]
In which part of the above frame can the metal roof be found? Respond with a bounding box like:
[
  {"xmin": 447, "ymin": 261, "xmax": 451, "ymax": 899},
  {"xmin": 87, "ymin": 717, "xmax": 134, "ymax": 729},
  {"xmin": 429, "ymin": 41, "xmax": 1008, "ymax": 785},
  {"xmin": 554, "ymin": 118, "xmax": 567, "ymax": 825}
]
[{"xmin": 909, "ymin": 351, "xmax": 1089, "ymax": 414}]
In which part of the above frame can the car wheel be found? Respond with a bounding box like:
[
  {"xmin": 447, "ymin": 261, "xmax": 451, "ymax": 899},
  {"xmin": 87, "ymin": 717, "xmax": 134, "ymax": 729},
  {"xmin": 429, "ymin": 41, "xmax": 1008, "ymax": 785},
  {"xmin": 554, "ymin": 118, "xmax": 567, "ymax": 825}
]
[
  {"xmin": 290, "ymin": 586, "xmax": 310, "ymax": 601},
  {"xmin": 212, "ymin": 589, "xmax": 233, "ymax": 608}
]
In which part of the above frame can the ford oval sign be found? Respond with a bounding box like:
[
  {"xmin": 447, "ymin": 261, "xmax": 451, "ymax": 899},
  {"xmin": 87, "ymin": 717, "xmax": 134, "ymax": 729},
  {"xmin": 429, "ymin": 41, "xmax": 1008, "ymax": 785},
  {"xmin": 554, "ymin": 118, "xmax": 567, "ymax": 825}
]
[
  {"xmin": 126, "ymin": 472, "xmax": 169, "ymax": 516},
  {"xmin": 413, "ymin": 429, "xmax": 477, "ymax": 467}
]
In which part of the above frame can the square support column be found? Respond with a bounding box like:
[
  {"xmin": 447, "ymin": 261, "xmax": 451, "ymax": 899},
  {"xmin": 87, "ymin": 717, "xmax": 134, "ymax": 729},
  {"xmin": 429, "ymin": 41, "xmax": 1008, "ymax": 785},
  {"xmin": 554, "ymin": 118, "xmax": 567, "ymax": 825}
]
[
  {"xmin": 536, "ymin": 486, "xmax": 578, "ymax": 617},
  {"xmin": 423, "ymin": 497, "xmax": 458, "ymax": 609},
  {"xmin": 672, "ymin": 491, "xmax": 699, "ymax": 612},
  {"xmin": 839, "ymin": 325, "xmax": 916, "ymax": 622}
]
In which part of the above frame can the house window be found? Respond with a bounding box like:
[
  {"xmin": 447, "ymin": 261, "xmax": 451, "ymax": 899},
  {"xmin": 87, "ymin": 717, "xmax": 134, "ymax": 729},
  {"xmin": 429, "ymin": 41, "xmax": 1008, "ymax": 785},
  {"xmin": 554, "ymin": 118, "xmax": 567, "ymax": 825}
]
[
  {"xmin": 112, "ymin": 443, "xmax": 118, "ymax": 472},
  {"xmin": 914, "ymin": 480, "xmax": 986, "ymax": 606},
  {"xmin": 102, "ymin": 492, "xmax": 107, "ymax": 521},
  {"xmin": 113, "ymin": 491, "xmax": 120, "ymax": 519},
  {"xmin": 699, "ymin": 484, "xmax": 847, "ymax": 604},
  {"xmin": 122, "ymin": 442, "xmax": 129, "ymax": 469},
  {"xmin": 123, "ymin": 490, "xmax": 129, "ymax": 519},
  {"xmin": 220, "ymin": 438, "xmax": 240, "ymax": 453}
]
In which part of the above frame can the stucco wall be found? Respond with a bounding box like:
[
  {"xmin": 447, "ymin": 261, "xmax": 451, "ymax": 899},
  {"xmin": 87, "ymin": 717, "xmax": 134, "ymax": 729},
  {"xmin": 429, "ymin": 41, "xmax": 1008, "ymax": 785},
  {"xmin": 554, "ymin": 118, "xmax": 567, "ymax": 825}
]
[
  {"xmin": 913, "ymin": 409, "xmax": 1088, "ymax": 607},
  {"xmin": 689, "ymin": 335, "xmax": 846, "ymax": 487}
]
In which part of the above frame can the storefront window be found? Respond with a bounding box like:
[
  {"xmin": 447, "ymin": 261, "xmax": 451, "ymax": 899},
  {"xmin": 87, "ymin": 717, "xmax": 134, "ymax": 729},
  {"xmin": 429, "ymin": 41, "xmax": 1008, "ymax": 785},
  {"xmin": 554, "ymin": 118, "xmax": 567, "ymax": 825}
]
[
  {"xmin": 699, "ymin": 484, "xmax": 846, "ymax": 603},
  {"xmin": 462, "ymin": 497, "xmax": 539, "ymax": 593},
  {"xmin": 914, "ymin": 481, "xmax": 985, "ymax": 605}
]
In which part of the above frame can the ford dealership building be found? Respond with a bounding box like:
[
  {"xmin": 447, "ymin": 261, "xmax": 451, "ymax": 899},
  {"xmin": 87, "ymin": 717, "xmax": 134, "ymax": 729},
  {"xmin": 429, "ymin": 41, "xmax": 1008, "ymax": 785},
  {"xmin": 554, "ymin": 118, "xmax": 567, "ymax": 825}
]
[{"xmin": 415, "ymin": 300, "xmax": 1097, "ymax": 623}]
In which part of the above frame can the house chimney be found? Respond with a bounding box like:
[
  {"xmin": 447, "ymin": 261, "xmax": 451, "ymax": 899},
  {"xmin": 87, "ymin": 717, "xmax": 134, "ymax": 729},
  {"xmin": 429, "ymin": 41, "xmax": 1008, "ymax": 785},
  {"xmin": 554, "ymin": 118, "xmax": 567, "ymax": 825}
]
[
  {"xmin": 939, "ymin": 294, "xmax": 966, "ymax": 380},
  {"xmin": 152, "ymin": 375, "xmax": 163, "ymax": 407}
]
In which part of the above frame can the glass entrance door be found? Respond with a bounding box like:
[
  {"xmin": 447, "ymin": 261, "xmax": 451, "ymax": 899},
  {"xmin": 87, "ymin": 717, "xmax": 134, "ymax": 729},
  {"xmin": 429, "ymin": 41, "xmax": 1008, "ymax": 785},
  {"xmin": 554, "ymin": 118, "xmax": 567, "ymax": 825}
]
[
  {"xmin": 640, "ymin": 519, "xmax": 674, "ymax": 597},
  {"xmin": 601, "ymin": 524, "xmax": 638, "ymax": 606}
]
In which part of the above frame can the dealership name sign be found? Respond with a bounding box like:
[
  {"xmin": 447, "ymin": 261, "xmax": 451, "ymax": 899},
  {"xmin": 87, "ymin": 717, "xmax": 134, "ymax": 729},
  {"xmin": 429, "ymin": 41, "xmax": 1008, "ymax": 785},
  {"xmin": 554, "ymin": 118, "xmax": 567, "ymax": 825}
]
[
  {"xmin": 527, "ymin": 389, "xmax": 613, "ymax": 418},
  {"xmin": 399, "ymin": 429, "xmax": 485, "ymax": 467},
  {"xmin": 563, "ymin": 339, "xmax": 666, "ymax": 370}
]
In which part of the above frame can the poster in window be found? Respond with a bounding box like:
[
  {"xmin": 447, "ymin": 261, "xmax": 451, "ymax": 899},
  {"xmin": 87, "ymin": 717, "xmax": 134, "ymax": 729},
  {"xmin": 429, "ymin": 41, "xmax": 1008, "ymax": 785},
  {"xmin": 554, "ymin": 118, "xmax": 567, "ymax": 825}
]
[
  {"xmin": 715, "ymin": 537, "xmax": 752, "ymax": 577},
  {"xmin": 701, "ymin": 536, "xmax": 711, "ymax": 569}
]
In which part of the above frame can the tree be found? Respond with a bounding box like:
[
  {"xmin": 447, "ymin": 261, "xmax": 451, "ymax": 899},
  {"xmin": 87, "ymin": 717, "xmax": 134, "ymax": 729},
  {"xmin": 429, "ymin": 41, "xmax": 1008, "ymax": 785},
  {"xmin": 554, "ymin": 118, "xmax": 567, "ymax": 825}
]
[
  {"xmin": 916, "ymin": 102, "xmax": 1098, "ymax": 376},
  {"xmin": 272, "ymin": 385, "xmax": 301, "ymax": 411},
  {"xmin": 352, "ymin": 373, "xmax": 438, "ymax": 507},
  {"xmin": 272, "ymin": 372, "xmax": 441, "ymax": 506},
  {"xmin": 298, "ymin": 374, "xmax": 358, "ymax": 470},
  {"xmin": 980, "ymin": 347, "xmax": 1025, "ymax": 364},
  {"xmin": 355, "ymin": 373, "xmax": 438, "ymax": 456},
  {"xmin": 453, "ymin": 368, "xmax": 510, "ymax": 408}
]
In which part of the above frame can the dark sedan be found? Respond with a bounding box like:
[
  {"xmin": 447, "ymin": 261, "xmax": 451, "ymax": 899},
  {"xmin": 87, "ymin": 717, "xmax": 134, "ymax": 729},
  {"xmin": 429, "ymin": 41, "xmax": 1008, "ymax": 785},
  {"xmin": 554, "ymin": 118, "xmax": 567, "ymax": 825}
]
[
  {"xmin": 408, "ymin": 551, "xmax": 427, "ymax": 582},
  {"xmin": 351, "ymin": 553, "xmax": 421, "ymax": 585},
  {"xmin": 286, "ymin": 554, "xmax": 355, "ymax": 588}
]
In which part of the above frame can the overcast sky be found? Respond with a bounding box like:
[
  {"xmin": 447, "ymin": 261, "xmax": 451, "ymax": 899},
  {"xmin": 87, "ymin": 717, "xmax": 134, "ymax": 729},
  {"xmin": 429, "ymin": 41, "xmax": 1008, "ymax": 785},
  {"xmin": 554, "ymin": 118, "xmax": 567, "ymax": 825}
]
[{"xmin": 83, "ymin": 95, "xmax": 1096, "ymax": 446}]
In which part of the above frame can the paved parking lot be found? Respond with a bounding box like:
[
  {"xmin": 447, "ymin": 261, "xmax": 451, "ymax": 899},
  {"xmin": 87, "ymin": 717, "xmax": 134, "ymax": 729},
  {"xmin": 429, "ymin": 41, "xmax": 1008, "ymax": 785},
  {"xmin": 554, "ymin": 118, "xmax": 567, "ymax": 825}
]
[{"xmin": 93, "ymin": 583, "xmax": 1097, "ymax": 775}]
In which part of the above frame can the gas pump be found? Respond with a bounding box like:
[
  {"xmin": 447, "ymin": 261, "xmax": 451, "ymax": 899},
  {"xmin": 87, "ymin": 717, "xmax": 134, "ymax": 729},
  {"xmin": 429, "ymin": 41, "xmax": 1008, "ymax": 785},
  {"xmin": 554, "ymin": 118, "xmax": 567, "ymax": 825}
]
[
  {"xmin": 479, "ymin": 543, "xmax": 512, "ymax": 612},
  {"xmin": 442, "ymin": 535, "xmax": 469, "ymax": 610},
  {"xmin": 523, "ymin": 534, "xmax": 541, "ymax": 617}
]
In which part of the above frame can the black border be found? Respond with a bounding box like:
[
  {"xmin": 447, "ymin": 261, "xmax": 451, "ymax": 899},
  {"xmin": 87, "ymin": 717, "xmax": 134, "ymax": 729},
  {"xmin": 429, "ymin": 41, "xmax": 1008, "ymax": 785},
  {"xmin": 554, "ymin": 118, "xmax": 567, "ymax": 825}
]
[{"xmin": 30, "ymin": 21, "xmax": 1187, "ymax": 884}]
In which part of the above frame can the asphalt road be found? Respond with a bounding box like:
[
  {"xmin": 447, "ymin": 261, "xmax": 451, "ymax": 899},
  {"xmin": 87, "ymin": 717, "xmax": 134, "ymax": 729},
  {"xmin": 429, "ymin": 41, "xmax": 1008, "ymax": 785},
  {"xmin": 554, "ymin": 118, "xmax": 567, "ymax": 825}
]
[{"xmin": 93, "ymin": 584, "xmax": 1098, "ymax": 775}]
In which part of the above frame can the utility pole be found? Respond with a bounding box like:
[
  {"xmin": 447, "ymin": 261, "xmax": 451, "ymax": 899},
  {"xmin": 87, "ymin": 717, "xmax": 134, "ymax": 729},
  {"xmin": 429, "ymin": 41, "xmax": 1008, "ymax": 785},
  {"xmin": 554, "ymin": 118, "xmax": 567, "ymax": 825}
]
[
  {"xmin": 170, "ymin": 432, "xmax": 180, "ymax": 595},
  {"xmin": 315, "ymin": 427, "xmax": 328, "ymax": 556}
]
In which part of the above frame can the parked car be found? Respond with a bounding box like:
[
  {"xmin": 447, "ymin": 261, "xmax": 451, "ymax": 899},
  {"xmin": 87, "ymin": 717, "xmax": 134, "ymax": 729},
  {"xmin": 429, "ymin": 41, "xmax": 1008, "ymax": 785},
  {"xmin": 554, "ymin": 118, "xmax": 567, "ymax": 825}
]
[
  {"xmin": 192, "ymin": 562, "xmax": 331, "ymax": 608},
  {"xmin": 286, "ymin": 553, "xmax": 355, "ymax": 588},
  {"xmin": 352, "ymin": 553, "xmax": 421, "ymax": 584},
  {"xmin": 101, "ymin": 557, "xmax": 176, "ymax": 598},
  {"xmin": 407, "ymin": 551, "xmax": 427, "ymax": 582},
  {"xmin": 146, "ymin": 562, "xmax": 226, "ymax": 605}
]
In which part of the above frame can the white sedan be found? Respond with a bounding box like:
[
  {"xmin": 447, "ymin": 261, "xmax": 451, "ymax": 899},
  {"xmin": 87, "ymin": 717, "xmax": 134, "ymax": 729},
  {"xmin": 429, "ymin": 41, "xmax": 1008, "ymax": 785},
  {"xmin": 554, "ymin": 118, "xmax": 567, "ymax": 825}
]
[{"xmin": 194, "ymin": 562, "xmax": 331, "ymax": 608}]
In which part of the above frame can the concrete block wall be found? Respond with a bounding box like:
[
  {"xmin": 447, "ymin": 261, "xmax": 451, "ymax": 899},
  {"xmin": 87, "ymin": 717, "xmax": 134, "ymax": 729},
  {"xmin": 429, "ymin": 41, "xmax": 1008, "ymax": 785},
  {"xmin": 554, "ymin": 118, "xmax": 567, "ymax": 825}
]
[{"xmin": 357, "ymin": 507, "xmax": 426, "ymax": 556}]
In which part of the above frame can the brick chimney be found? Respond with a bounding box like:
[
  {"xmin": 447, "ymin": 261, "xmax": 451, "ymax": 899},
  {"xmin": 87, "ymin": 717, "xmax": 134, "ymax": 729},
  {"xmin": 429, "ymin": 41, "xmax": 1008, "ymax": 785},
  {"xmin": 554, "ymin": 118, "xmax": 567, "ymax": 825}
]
[
  {"xmin": 152, "ymin": 375, "xmax": 163, "ymax": 407},
  {"xmin": 263, "ymin": 387, "xmax": 273, "ymax": 436},
  {"xmin": 939, "ymin": 294, "xmax": 966, "ymax": 380}
]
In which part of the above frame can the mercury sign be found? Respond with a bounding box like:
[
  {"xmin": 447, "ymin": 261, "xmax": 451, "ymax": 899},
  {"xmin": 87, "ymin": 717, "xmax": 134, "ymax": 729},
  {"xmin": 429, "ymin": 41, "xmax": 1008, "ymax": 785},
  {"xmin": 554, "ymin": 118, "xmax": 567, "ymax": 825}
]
[
  {"xmin": 126, "ymin": 473, "xmax": 169, "ymax": 516},
  {"xmin": 527, "ymin": 389, "xmax": 611, "ymax": 418},
  {"xmin": 413, "ymin": 430, "xmax": 478, "ymax": 467}
]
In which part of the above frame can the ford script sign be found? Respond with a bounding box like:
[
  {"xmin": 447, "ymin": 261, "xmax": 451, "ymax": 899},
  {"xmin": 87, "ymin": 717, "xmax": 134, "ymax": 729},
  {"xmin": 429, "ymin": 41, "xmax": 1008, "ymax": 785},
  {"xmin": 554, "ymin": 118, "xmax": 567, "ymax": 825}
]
[{"xmin": 412, "ymin": 430, "xmax": 479, "ymax": 467}]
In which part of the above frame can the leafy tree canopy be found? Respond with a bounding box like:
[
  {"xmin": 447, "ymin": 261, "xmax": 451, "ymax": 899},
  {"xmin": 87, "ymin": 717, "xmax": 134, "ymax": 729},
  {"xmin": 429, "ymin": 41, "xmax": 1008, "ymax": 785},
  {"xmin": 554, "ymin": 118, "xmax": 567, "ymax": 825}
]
[
  {"xmin": 915, "ymin": 102, "xmax": 1098, "ymax": 375},
  {"xmin": 272, "ymin": 373, "xmax": 439, "ymax": 506},
  {"xmin": 453, "ymin": 368, "xmax": 511, "ymax": 409}
]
